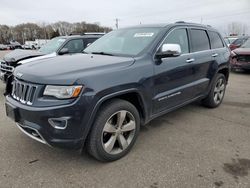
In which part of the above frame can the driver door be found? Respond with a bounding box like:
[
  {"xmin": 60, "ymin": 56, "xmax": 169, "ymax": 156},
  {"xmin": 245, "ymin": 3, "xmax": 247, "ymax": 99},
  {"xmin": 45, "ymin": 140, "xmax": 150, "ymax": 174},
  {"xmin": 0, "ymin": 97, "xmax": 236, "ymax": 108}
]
[{"xmin": 153, "ymin": 28, "xmax": 197, "ymax": 114}]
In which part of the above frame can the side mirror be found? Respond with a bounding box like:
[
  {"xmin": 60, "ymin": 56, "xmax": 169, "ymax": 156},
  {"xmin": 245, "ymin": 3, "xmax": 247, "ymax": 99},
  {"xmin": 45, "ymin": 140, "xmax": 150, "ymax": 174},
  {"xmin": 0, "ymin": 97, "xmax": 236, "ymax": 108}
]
[
  {"xmin": 58, "ymin": 48, "xmax": 69, "ymax": 55},
  {"xmin": 155, "ymin": 44, "xmax": 181, "ymax": 59}
]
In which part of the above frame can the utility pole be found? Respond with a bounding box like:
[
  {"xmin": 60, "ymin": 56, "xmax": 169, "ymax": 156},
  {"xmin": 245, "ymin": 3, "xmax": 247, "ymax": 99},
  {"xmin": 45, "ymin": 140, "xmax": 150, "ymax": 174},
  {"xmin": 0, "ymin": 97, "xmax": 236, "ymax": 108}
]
[
  {"xmin": 22, "ymin": 32, "xmax": 25, "ymax": 45},
  {"xmin": 115, "ymin": 18, "xmax": 120, "ymax": 29},
  {"xmin": 44, "ymin": 27, "xmax": 47, "ymax": 40}
]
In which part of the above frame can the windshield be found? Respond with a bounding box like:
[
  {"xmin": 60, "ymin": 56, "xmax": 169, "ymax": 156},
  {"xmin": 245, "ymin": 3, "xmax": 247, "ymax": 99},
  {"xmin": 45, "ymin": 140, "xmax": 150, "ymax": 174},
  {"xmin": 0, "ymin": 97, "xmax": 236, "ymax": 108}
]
[
  {"xmin": 38, "ymin": 37, "xmax": 66, "ymax": 54},
  {"xmin": 241, "ymin": 38, "xmax": 250, "ymax": 48},
  {"xmin": 84, "ymin": 27, "xmax": 161, "ymax": 56},
  {"xmin": 229, "ymin": 38, "xmax": 237, "ymax": 44}
]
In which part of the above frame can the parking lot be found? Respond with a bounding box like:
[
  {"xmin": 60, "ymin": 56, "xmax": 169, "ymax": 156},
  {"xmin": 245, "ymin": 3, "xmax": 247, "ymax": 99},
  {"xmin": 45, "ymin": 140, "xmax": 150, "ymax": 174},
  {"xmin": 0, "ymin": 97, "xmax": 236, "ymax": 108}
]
[{"xmin": 0, "ymin": 50, "xmax": 250, "ymax": 188}]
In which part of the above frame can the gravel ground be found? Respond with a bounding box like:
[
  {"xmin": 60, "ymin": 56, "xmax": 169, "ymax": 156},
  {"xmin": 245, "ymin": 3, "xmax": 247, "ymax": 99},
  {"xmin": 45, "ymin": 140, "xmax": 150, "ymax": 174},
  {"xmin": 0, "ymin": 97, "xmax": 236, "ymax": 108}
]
[{"xmin": 0, "ymin": 50, "xmax": 250, "ymax": 188}]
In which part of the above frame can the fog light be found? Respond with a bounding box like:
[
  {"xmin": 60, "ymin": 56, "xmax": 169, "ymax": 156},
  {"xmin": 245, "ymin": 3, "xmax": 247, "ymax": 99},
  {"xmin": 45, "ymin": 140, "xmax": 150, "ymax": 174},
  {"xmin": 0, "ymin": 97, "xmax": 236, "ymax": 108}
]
[{"xmin": 48, "ymin": 117, "xmax": 70, "ymax": 130}]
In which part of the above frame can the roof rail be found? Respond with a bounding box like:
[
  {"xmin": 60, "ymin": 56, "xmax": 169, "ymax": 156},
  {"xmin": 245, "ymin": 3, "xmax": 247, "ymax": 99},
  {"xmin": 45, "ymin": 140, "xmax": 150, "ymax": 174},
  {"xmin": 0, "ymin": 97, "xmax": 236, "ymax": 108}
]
[
  {"xmin": 68, "ymin": 33, "xmax": 81, "ymax": 36},
  {"xmin": 175, "ymin": 21, "xmax": 186, "ymax": 24},
  {"xmin": 81, "ymin": 32, "xmax": 106, "ymax": 35}
]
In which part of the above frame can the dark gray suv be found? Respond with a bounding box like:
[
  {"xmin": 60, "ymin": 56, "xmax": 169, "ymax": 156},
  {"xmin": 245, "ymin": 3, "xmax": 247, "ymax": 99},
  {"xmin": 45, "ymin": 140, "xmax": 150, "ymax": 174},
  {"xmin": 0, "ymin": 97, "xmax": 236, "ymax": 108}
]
[{"xmin": 5, "ymin": 22, "xmax": 230, "ymax": 161}]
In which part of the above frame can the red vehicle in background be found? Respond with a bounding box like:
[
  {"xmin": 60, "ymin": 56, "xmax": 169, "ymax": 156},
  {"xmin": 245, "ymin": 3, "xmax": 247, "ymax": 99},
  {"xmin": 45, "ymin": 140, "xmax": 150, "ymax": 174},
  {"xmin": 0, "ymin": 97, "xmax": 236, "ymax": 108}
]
[
  {"xmin": 229, "ymin": 36, "xmax": 249, "ymax": 51},
  {"xmin": 230, "ymin": 38, "xmax": 250, "ymax": 72}
]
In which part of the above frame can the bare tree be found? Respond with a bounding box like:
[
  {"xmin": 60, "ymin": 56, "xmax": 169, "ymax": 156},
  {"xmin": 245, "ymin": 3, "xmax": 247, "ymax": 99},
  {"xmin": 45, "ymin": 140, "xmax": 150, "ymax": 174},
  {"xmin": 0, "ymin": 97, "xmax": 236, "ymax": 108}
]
[{"xmin": 0, "ymin": 21, "xmax": 112, "ymax": 44}]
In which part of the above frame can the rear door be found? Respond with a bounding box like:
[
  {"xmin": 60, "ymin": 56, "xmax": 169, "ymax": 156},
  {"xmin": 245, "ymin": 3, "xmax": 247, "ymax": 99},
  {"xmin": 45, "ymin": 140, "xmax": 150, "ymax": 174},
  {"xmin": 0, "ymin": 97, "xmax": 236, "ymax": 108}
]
[
  {"xmin": 207, "ymin": 31, "xmax": 230, "ymax": 72},
  {"xmin": 188, "ymin": 28, "xmax": 213, "ymax": 95}
]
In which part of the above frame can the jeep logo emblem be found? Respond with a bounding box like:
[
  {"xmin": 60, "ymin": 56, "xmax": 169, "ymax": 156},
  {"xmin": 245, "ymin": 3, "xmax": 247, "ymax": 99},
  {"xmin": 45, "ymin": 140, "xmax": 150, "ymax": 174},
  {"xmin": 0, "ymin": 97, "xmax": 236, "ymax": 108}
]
[{"xmin": 16, "ymin": 73, "xmax": 23, "ymax": 78}]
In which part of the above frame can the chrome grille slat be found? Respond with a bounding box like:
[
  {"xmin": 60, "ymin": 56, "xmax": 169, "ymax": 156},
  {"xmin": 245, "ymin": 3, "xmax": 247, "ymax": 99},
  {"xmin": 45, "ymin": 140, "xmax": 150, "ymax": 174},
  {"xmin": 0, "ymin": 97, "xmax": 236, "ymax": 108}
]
[{"xmin": 11, "ymin": 79, "xmax": 37, "ymax": 105}]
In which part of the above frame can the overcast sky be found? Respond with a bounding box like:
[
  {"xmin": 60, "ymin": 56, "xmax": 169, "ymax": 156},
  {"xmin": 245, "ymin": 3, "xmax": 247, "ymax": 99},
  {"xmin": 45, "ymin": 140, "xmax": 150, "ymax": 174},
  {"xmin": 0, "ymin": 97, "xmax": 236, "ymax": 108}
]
[{"xmin": 0, "ymin": 0, "xmax": 249, "ymax": 33}]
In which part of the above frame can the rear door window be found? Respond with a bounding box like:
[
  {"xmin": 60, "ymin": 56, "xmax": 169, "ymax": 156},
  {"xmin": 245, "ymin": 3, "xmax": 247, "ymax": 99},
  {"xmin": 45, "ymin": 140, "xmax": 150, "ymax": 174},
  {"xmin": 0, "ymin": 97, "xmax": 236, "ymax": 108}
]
[
  {"xmin": 208, "ymin": 31, "xmax": 224, "ymax": 49},
  {"xmin": 190, "ymin": 29, "xmax": 210, "ymax": 52}
]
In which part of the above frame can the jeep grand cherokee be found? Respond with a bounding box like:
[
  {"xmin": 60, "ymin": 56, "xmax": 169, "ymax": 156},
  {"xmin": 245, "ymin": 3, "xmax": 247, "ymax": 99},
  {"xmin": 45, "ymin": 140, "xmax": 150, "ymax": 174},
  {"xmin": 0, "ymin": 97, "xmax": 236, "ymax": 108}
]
[{"xmin": 5, "ymin": 22, "xmax": 230, "ymax": 162}]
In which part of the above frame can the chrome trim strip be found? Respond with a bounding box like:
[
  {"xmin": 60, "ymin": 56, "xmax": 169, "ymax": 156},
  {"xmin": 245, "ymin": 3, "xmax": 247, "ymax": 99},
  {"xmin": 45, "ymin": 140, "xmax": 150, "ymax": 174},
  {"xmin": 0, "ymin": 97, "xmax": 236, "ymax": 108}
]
[
  {"xmin": 48, "ymin": 117, "xmax": 70, "ymax": 130},
  {"xmin": 16, "ymin": 123, "xmax": 50, "ymax": 146}
]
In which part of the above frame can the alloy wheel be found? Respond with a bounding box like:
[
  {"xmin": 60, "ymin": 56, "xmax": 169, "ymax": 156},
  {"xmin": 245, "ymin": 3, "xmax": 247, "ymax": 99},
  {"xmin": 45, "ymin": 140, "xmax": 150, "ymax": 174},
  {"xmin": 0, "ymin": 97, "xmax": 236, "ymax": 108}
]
[
  {"xmin": 213, "ymin": 78, "xmax": 225, "ymax": 104},
  {"xmin": 101, "ymin": 110, "xmax": 136, "ymax": 155}
]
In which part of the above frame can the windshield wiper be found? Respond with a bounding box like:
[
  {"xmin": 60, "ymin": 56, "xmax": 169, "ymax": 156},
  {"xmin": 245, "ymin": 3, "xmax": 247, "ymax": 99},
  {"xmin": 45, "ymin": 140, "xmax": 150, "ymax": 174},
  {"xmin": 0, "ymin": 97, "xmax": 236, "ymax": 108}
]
[{"xmin": 90, "ymin": 52, "xmax": 114, "ymax": 56}]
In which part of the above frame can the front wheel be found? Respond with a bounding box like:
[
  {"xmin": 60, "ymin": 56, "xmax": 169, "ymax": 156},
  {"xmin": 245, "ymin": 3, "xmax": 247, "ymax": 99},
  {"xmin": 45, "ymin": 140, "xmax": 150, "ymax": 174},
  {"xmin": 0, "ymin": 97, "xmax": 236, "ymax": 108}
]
[
  {"xmin": 202, "ymin": 73, "xmax": 226, "ymax": 108},
  {"xmin": 87, "ymin": 99, "xmax": 140, "ymax": 162}
]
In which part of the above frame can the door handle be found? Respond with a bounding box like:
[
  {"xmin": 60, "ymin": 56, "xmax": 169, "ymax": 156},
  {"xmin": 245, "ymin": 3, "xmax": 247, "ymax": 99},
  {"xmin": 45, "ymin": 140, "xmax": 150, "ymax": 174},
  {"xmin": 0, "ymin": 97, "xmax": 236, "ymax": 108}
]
[
  {"xmin": 212, "ymin": 53, "xmax": 218, "ymax": 57},
  {"xmin": 186, "ymin": 58, "xmax": 195, "ymax": 63}
]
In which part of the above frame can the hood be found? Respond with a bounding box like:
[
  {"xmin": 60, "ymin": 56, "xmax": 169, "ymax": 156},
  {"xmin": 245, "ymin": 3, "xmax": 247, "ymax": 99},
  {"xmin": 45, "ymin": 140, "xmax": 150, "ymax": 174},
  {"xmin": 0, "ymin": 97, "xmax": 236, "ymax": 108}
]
[
  {"xmin": 18, "ymin": 52, "xmax": 57, "ymax": 65},
  {"xmin": 3, "ymin": 49, "xmax": 45, "ymax": 63},
  {"xmin": 14, "ymin": 53, "xmax": 135, "ymax": 85},
  {"xmin": 233, "ymin": 48, "xmax": 250, "ymax": 55}
]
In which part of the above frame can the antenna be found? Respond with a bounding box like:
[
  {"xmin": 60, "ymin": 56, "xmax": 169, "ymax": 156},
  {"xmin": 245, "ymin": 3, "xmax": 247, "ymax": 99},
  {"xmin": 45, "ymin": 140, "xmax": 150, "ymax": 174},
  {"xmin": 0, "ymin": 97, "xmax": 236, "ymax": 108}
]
[{"xmin": 115, "ymin": 18, "xmax": 120, "ymax": 29}]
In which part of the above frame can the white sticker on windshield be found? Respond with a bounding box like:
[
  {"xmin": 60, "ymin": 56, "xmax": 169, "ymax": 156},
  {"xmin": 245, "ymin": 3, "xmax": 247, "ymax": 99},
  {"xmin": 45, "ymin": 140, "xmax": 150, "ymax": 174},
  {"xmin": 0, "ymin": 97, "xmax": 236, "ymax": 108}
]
[{"xmin": 134, "ymin": 33, "xmax": 154, "ymax": 37}]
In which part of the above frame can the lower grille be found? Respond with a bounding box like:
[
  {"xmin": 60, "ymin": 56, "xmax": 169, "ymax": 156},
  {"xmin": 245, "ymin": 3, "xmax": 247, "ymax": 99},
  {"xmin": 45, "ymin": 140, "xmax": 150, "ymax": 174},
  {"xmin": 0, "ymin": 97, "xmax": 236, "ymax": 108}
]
[
  {"xmin": 237, "ymin": 55, "xmax": 250, "ymax": 62},
  {"xmin": 11, "ymin": 79, "xmax": 37, "ymax": 105}
]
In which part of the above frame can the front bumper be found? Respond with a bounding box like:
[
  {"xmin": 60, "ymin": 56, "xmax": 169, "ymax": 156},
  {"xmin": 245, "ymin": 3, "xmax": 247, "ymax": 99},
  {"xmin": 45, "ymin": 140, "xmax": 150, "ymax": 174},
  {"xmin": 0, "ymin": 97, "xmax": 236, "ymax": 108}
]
[
  {"xmin": 5, "ymin": 95, "xmax": 92, "ymax": 149},
  {"xmin": 230, "ymin": 58, "xmax": 250, "ymax": 70}
]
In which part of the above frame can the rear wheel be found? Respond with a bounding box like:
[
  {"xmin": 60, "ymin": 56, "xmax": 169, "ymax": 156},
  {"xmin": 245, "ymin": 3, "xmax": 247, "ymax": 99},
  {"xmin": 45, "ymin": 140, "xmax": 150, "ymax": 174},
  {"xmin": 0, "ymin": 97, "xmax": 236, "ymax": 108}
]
[
  {"xmin": 202, "ymin": 73, "xmax": 226, "ymax": 108},
  {"xmin": 87, "ymin": 99, "xmax": 140, "ymax": 162}
]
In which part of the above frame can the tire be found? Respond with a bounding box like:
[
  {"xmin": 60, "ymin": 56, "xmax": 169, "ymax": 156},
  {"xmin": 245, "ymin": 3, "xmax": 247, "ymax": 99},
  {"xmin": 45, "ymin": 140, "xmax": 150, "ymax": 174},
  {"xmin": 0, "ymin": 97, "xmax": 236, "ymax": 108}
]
[
  {"xmin": 87, "ymin": 99, "xmax": 140, "ymax": 162},
  {"xmin": 202, "ymin": 73, "xmax": 226, "ymax": 108}
]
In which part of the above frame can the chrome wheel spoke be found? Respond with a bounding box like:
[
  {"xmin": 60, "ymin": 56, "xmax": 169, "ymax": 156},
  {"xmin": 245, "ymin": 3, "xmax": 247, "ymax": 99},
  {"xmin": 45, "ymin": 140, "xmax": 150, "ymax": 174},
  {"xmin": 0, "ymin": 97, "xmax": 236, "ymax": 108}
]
[
  {"xmin": 104, "ymin": 135, "xmax": 117, "ymax": 153},
  {"xmin": 219, "ymin": 84, "xmax": 225, "ymax": 92},
  {"xmin": 117, "ymin": 134, "xmax": 128, "ymax": 150},
  {"xmin": 214, "ymin": 87, "xmax": 220, "ymax": 93},
  {"xmin": 117, "ymin": 111, "xmax": 127, "ymax": 128},
  {"xmin": 103, "ymin": 122, "xmax": 117, "ymax": 133},
  {"xmin": 219, "ymin": 79, "xmax": 222, "ymax": 86},
  {"xmin": 219, "ymin": 91, "xmax": 224, "ymax": 99},
  {"xmin": 214, "ymin": 93, "xmax": 219, "ymax": 102},
  {"xmin": 121, "ymin": 120, "xmax": 135, "ymax": 132},
  {"xmin": 214, "ymin": 95, "xmax": 217, "ymax": 102}
]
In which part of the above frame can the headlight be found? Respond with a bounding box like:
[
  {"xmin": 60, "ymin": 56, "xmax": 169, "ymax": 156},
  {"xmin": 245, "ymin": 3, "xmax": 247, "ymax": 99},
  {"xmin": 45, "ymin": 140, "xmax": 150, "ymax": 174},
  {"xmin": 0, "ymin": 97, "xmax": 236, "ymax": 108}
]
[{"xmin": 43, "ymin": 85, "xmax": 83, "ymax": 99}]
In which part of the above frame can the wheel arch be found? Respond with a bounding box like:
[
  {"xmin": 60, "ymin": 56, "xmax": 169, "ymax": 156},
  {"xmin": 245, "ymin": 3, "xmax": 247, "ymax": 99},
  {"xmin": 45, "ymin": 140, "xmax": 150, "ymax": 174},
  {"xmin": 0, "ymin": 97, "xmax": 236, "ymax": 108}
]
[
  {"xmin": 82, "ymin": 89, "xmax": 148, "ymax": 145},
  {"xmin": 217, "ymin": 66, "xmax": 229, "ymax": 82}
]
